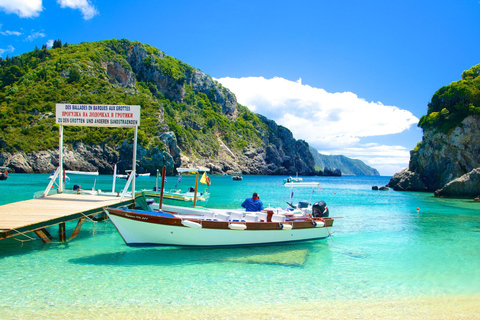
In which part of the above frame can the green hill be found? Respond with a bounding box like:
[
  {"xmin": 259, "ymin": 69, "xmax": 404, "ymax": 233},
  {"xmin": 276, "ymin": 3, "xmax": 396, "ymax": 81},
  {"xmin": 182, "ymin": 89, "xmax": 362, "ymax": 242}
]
[{"xmin": 0, "ymin": 39, "xmax": 315, "ymax": 175}]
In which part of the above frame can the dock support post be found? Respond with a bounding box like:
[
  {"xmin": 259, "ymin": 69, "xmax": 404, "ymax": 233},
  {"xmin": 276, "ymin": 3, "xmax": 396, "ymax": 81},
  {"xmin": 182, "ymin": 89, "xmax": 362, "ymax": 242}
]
[
  {"xmin": 59, "ymin": 222, "xmax": 66, "ymax": 242},
  {"xmin": 69, "ymin": 218, "xmax": 85, "ymax": 240},
  {"xmin": 34, "ymin": 228, "xmax": 52, "ymax": 243}
]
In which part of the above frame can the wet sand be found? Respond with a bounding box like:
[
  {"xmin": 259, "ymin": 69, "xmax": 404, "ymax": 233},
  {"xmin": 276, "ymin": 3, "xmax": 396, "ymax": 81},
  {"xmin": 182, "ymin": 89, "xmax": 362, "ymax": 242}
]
[{"xmin": 6, "ymin": 295, "xmax": 480, "ymax": 319}]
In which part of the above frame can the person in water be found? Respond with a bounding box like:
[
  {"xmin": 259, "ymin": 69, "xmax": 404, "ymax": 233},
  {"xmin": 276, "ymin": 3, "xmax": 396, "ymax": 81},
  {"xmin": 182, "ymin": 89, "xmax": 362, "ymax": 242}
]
[{"xmin": 241, "ymin": 192, "xmax": 264, "ymax": 212}]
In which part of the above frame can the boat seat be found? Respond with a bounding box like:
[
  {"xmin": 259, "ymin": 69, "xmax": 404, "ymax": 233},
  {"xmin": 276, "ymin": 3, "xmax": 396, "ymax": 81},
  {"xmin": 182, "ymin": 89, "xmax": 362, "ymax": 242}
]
[
  {"xmin": 271, "ymin": 214, "xmax": 286, "ymax": 222},
  {"xmin": 216, "ymin": 212, "xmax": 230, "ymax": 221},
  {"xmin": 244, "ymin": 213, "xmax": 259, "ymax": 222},
  {"xmin": 256, "ymin": 212, "xmax": 267, "ymax": 222},
  {"xmin": 229, "ymin": 211, "xmax": 243, "ymax": 222},
  {"xmin": 203, "ymin": 211, "xmax": 215, "ymax": 220}
]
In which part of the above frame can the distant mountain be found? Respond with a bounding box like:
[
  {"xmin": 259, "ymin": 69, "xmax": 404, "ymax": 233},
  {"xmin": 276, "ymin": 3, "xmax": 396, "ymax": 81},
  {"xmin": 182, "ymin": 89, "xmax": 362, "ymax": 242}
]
[{"xmin": 309, "ymin": 147, "xmax": 380, "ymax": 176}]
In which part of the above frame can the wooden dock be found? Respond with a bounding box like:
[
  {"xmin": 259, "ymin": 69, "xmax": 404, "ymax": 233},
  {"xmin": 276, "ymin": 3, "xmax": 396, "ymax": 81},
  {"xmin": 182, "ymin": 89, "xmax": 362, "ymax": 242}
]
[{"xmin": 0, "ymin": 193, "xmax": 134, "ymax": 241}]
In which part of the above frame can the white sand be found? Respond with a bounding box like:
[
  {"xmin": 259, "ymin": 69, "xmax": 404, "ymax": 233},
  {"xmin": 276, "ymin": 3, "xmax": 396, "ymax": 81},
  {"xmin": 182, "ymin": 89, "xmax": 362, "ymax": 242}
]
[{"xmin": 6, "ymin": 295, "xmax": 480, "ymax": 319}]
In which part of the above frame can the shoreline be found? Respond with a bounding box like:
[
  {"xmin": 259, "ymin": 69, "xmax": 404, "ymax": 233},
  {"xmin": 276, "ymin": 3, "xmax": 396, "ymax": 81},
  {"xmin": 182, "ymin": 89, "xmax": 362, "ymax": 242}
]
[{"xmin": 4, "ymin": 295, "xmax": 480, "ymax": 319}]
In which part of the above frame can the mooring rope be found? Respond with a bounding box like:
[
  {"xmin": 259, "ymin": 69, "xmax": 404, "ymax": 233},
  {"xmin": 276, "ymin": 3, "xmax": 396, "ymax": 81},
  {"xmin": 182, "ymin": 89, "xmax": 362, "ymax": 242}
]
[{"xmin": 9, "ymin": 210, "xmax": 107, "ymax": 244}]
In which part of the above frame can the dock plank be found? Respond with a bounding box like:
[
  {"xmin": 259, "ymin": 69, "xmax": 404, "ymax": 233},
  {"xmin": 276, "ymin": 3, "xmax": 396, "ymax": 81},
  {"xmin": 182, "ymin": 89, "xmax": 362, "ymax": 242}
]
[{"xmin": 0, "ymin": 193, "xmax": 134, "ymax": 239}]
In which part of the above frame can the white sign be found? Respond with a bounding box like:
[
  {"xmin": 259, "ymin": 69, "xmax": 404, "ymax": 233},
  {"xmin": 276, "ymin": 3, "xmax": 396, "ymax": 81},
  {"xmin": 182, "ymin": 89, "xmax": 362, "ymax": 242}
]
[{"xmin": 55, "ymin": 104, "xmax": 141, "ymax": 127}]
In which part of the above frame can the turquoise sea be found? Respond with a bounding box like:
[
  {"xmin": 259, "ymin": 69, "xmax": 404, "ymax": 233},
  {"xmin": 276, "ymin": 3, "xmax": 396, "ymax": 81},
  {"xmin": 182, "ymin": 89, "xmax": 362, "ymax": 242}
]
[{"xmin": 0, "ymin": 174, "xmax": 479, "ymax": 319}]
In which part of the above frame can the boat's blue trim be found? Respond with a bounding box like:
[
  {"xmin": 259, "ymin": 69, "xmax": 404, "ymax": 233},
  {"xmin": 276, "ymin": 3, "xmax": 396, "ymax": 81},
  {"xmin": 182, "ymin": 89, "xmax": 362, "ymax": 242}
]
[{"xmin": 121, "ymin": 208, "xmax": 175, "ymax": 218}]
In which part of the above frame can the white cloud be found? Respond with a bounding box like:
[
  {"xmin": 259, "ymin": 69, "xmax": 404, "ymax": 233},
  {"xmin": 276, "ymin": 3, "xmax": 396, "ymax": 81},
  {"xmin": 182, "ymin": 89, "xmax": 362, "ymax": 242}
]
[
  {"xmin": 0, "ymin": 30, "xmax": 23, "ymax": 36},
  {"xmin": 57, "ymin": 0, "xmax": 98, "ymax": 20},
  {"xmin": 25, "ymin": 30, "xmax": 45, "ymax": 41},
  {"xmin": 46, "ymin": 39, "xmax": 54, "ymax": 48},
  {"xmin": 217, "ymin": 76, "xmax": 418, "ymax": 147},
  {"xmin": 216, "ymin": 76, "xmax": 419, "ymax": 175},
  {"xmin": 0, "ymin": 0, "xmax": 43, "ymax": 18},
  {"xmin": 0, "ymin": 0, "xmax": 98, "ymax": 19},
  {"xmin": 0, "ymin": 45, "xmax": 15, "ymax": 56}
]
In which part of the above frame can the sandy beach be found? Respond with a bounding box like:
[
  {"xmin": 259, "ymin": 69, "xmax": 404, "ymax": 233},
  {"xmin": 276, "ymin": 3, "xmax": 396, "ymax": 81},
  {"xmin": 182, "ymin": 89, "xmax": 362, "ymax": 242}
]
[{"xmin": 5, "ymin": 295, "xmax": 480, "ymax": 319}]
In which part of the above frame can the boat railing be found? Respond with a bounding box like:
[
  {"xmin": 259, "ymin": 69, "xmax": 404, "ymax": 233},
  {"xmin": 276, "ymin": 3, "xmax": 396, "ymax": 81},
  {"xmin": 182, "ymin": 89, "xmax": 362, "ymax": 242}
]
[
  {"xmin": 120, "ymin": 171, "xmax": 135, "ymax": 201},
  {"xmin": 41, "ymin": 167, "xmax": 61, "ymax": 197}
]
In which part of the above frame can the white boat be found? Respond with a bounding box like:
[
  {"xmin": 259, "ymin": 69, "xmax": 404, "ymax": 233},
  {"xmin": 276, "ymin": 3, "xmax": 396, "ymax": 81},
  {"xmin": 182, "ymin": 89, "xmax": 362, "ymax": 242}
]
[
  {"xmin": 105, "ymin": 206, "xmax": 334, "ymax": 247},
  {"xmin": 107, "ymin": 165, "xmax": 333, "ymax": 247},
  {"xmin": 136, "ymin": 180, "xmax": 326, "ymax": 218},
  {"xmin": 116, "ymin": 170, "xmax": 150, "ymax": 179},
  {"xmin": 66, "ymin": 170, "xmax": 99, "ymax": 176},
  {"xmin": 138, "ymin": 173, "xmax": 150, "ymax": 177},
  {"xmin": 283, "ymin": 173, "xmax": 303, "ymax": 184}
]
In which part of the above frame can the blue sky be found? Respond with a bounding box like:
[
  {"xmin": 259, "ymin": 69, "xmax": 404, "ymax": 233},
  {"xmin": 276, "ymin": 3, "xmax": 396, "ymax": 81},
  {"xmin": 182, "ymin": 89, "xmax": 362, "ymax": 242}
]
[{"xmin": 1, "ymin": 0, "xmax": 479, "ymax": 175}]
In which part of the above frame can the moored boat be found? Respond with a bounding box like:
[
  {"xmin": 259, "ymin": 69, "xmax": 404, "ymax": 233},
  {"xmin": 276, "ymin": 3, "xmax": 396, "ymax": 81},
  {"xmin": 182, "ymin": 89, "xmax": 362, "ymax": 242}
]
[
  {"xmin": 232, "ymin": 172, "xmax": 243, "ymax": 181},
  {"xmin": 105, "ymin": 206, "xmax": 334, "ymax": 247},
  {"xmin": 283, "ymin": 173, "xmax": 303, "ymax": 184},
  {"xmin": 0, "ymin": 167, "xmax": 8, "ymax": 181},
  {"xmin": 143, "ymin": 189, "xmax": 209, "ymax": 202},
  {"xmin": 117, "ymin": 170, "xmax": 150, "ymax": 179},
  {"xmin": 140, "ymin": 167, "xmax": 211, "ymax": 203}
]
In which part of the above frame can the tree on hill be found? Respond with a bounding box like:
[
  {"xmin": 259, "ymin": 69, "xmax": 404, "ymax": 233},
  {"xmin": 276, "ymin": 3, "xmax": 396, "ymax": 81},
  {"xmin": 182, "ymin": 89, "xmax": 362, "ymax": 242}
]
[
  {"xmin": 418, "ymin": 63, "xmax": 480, "ymax": 133},
  {"xmin": 52, "ymin": 39, "xmax": 62, "ymax": 49}
]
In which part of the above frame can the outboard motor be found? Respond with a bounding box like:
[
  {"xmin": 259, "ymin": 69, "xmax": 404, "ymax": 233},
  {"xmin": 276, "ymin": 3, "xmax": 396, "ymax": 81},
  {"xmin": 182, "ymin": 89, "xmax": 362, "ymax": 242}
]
[{"xmin": 312, "ymin": 201, "xmax": 329, "ymax": 217}]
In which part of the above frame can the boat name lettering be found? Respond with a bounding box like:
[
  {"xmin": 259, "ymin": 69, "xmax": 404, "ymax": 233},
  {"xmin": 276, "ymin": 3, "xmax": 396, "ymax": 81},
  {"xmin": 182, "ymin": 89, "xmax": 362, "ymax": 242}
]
[{"xmin": 125, "ymin": 213, "xmax": 149, "ymax": 220}]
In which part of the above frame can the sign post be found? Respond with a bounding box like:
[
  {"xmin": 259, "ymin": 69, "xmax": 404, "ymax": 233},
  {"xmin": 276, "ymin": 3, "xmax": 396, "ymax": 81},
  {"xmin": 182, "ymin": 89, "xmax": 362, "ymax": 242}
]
[{"xmin": 55, "ymin": 104, "xmax": 141, "ymax": 197}]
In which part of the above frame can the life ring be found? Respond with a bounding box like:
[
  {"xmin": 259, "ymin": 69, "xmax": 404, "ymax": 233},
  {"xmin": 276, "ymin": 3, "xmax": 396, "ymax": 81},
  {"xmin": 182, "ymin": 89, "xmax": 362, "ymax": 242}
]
[
  {"xmin": 229, "ymin": 223, "xmax": 247, "ymax": 230},
  {"xmin": 313, "ymin": 221, "xmax": 325, "ymax": 228},
  {"xmin": 281, "ymin": 224, "xmax": 293, "ymax": 230},
  {"xmin": 181, "ymin": 220, "xmax": 202, "ymax": 229}
]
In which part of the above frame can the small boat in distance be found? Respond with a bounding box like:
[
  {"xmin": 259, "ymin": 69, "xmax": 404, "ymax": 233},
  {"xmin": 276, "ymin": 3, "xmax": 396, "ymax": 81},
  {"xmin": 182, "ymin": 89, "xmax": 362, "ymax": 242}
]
[
  {"xmin": 283, "ymin": 173, "xmax": 303, "ymax": 184},
  {"xmin": 117, "ymin": 170, "xmax": 150, "ymax": 179},
  {"xmin": 0, "ymin": 167, "xmax": 8, "ymax": 181},
  {"xmin": 232, "ymin": 172, "xmax": 243, "ymax": 181}
]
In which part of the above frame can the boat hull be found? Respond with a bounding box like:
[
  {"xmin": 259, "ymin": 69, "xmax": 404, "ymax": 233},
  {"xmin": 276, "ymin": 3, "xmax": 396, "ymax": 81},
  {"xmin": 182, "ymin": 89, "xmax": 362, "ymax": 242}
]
[{"xmin": 106, "ymin": 208, "xmax": 332, "ymax": 247}]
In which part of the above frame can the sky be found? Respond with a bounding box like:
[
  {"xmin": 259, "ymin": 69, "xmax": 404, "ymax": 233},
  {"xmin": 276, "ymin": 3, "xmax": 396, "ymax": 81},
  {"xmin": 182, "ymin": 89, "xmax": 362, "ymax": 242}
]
[{"xmin": 1, "ymin": 0, "xmax": 479, "ymax": 176}]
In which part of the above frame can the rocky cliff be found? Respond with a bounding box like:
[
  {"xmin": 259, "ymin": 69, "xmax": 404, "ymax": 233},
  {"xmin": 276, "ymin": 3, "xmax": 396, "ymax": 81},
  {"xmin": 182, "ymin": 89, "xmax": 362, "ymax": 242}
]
[
  {"xmin": 388, "ymin": 115, "xmax": 480, "ymax": 196},
  {"xmin": 0, "ymin": 39, "xmax": 316, "ymax": 176},
  {"xmin": 387, "ymin": 62, "xmax": 480, "ymax": 199}
]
